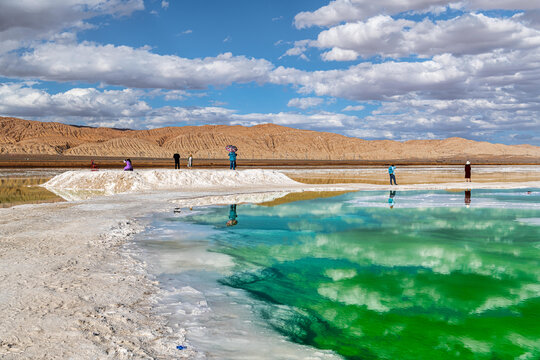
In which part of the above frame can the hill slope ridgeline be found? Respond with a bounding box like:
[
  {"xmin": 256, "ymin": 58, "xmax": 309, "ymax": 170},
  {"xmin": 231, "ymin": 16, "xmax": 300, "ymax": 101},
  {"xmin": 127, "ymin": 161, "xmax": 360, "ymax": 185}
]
[{"xmin": 1, "ymin": 117, "xmax": 538, "ymax": 161}]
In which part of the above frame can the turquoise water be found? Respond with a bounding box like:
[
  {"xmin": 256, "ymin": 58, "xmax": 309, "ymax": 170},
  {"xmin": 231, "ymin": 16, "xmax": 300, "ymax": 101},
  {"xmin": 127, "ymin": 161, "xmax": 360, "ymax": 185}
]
[{"xmin": 141, "ymin": 189, "xmax": 540, "ymax": 359}]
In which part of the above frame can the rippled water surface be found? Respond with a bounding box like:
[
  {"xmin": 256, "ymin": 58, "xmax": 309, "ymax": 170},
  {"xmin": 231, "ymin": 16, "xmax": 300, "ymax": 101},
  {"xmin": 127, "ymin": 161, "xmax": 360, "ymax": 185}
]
[{"xmin": 141, "ymin": 189, "xmax": 540, "ymax": 360}]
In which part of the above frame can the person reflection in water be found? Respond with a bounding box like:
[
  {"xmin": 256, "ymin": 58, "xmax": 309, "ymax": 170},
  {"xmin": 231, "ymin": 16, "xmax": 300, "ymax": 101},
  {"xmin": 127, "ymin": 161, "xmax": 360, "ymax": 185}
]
[
  {"xmin": 226, "ymin": 204, "xmax": 238, "ymax": 226},
  {"xmin": 464, "ymin": 190, "xmax": 471, "ymax": 207},
  {"xmin": 388, "ymin": 190, "xmax": 396, "ymax": 209}
]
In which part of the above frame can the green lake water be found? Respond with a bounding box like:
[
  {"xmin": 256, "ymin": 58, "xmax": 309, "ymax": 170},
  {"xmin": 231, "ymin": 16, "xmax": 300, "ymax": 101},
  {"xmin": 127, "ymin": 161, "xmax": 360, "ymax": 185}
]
[{"xmin": 147, "ymin": 189, "xmax": 540, "ymax": 359}]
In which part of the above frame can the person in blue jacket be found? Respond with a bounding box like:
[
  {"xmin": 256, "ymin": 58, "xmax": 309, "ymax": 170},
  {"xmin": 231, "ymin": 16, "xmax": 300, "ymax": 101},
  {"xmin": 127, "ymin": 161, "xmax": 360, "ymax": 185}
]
[
  {"xmin": 388, "ymin": 164, "xmax": 397, "ymax": 185},
  {"xmin": 229, "ymin": 151, "xmax": 237, "ymax": 170}
]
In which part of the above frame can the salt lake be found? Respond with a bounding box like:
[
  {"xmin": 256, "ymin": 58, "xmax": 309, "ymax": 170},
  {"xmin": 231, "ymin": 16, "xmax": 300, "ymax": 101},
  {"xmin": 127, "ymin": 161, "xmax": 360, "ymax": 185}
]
[{"xmin": 136, "ymin": 189, "xmax": 540, "ymax": 359}]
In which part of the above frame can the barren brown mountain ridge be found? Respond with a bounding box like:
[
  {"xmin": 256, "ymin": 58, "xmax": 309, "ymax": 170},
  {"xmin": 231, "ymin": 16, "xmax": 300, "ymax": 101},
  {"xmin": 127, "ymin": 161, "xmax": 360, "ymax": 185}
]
[{"xmin": 1, "ymin": 116, "xmax": 539, "ymax": 162}]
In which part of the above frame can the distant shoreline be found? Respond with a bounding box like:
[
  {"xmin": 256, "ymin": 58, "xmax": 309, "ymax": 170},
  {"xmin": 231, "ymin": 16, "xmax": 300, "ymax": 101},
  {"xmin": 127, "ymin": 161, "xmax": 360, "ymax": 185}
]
[{"xmin": 1, "ymin": 154, "xmax": 539, "ymax": 168}]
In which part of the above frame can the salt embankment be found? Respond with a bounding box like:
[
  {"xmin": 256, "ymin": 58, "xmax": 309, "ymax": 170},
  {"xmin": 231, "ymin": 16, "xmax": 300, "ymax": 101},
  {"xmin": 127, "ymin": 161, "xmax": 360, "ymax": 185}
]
[
  {"xmin": 43, "ymin": 168, "xmax": 540, "ymax": 202},
  {"xmin": 43, "ymin": 169, "xmax": 300, "ymax": 197}
]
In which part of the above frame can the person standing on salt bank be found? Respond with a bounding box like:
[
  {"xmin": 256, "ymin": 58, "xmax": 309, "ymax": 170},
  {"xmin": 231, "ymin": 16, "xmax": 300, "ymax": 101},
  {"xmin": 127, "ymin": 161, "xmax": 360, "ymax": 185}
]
[
  {"xmin": 229, "ymin": 151, "xmax": 237, "ymax": 170},
  {"xmin": 388, "ymin": 164, "xmax": 397, "ymax": 185},
  {"xmin": 225, "ymin": 145, "xmax": 238, "ymax": 170},
  {"xmin": 465, "ymin": 161, "xmax": 472, "ymax": 182},
  {"xmin": 173, "ymin": 153, "xmax": 180, "ymax": 169},
  {"xmin": 187, "ymin": 154, "xmax": 193, "ymax": 168}
]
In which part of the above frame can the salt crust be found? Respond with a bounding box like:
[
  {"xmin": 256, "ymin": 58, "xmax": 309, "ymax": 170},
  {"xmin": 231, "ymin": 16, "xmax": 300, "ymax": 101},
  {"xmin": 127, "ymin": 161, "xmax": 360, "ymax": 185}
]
[
  {"xmin": 0, "ymin": 193, "xmax": 197, "ymax": 359},
  {"xmin": 44, "ymin": 169, "xmax": 299, "ymax": 193}
]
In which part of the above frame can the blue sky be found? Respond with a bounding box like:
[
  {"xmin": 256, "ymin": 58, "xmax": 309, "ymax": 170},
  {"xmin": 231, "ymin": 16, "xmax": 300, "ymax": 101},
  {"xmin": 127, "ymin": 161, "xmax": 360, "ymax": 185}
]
[{"xmin": 0, "ymin": 0, "xmax": 539, "ymax": 145}]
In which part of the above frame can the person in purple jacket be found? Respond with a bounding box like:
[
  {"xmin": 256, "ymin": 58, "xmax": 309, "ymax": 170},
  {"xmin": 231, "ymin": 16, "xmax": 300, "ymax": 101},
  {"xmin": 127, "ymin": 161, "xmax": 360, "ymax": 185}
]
[{"xmin": 123, "ymin": 158, "xmax": 133, "ymax": 171}]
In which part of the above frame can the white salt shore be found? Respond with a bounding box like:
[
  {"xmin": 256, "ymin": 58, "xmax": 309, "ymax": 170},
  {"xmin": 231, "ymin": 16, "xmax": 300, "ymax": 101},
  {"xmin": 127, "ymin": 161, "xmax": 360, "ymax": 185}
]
[
  {"xmin": 1, "ymin": 169, "xmax": 539, "ymax": 359},
  {"xmin": 43, "ymin": 169, "xmax": 299, "ymax": 201},
  {"xmin": 43, "ymin": 169, "xmax": 540, "ymax": 201},
  {"xmin": 0, "ymin": 192, "xmax": 198, "ymax": 359}
]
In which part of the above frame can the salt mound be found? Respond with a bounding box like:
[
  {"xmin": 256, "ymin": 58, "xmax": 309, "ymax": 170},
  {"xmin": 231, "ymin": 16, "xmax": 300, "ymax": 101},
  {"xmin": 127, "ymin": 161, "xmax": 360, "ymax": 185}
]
[{"xmin": 43, "ymin": 169, "xmax": 300, "ymax": 198}]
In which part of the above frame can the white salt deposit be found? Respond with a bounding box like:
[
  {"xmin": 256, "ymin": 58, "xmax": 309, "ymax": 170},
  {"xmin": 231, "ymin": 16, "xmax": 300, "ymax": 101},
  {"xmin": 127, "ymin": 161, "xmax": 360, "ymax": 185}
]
[{"xmin": 43, "ymin": 169, "xmax": 300, "ymax": 198}]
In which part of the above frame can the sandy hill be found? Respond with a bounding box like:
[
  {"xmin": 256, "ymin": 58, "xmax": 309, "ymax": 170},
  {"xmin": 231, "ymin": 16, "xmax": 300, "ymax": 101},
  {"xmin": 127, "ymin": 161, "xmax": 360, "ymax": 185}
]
[{"xmin": 1, "ymin": 116, "xmax": 539, "ymax": 161}]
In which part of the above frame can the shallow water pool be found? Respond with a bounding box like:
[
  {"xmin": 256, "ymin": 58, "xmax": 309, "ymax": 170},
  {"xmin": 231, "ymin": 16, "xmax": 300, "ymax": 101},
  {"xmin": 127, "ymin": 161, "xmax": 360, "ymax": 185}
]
[
  {"xmin": 138, "ymin": 189, "xmax": 540, "ymax": 360},
  {"xmin": 0, "ymin": 169, "xmax": 67, "ymax": 207}
]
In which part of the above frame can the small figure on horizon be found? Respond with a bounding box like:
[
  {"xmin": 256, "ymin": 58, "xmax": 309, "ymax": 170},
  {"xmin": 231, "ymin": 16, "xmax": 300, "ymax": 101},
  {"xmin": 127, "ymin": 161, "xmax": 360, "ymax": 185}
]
[
  {"xmin": 229, "ymin": 151, "xmax": 237, "ymax": 170},
  {"xmin": 188, "ymin": 154, "xmax": 193, "ymax": 168},
  {"xmin": 388, "ymin": 164, "xmax": 398, "ymax": 185},
  {"xmin": 226, "ymin": 204, "xmax": 238, "ymax": 226},
  {"xmin": 388, "ymin": 190, "xmax": 396, "ymax": 209},
  {"xmin": 90, "ymin": 159, "xmax": 98, "ymax": 171},
  {"xmin": 123, "ymin": 158, "xmax": 133, "ymax": 171},
  {"xmin": 173, "ymin": 153, "xmax": 180, "ymax": 169},
  {"xmin": 465, "ymin": 161, "xmax": 471, "ymax": 182},
  {"xmin": 464, "ymin": 189, "xmax": 471, "ymax": 207}
]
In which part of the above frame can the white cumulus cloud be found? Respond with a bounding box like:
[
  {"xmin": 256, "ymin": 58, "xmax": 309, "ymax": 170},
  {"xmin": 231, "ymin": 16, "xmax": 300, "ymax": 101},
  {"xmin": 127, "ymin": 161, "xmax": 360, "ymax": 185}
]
[
  {"xmin": 0, "ymin": 0, "xmax": 144, "ymax": 54},
  {"xmin": 287, "ymin": 97, "xmax": 325, "ymax": 109},
  {"xmin": 321, "ymin": 48, "xmax": 360, "ymax": 61},
  {"xmin": 343, "ymin": 105, "xmax": 365, "ymax": 111},
  {"xmin": 0, "ymin": 42, "xmax": 274, "ymax": 90},
  {"xmin": 313, "ymin": 13, "xmax": 540, "ymax": 60},
  {"xmin": 0, "ymin": 82, "xmax": 149, "ymax": 119},
  {"xmin": 294, "ymin": 0, "xmax": 540, "ymax": 28},
  {"xmin": 270, "ymin": 50, "xmax": 540, "ymax": 102},
  {"xmin": 294, "ymin": 0, "xmax": 450, "ymax": 28}
]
